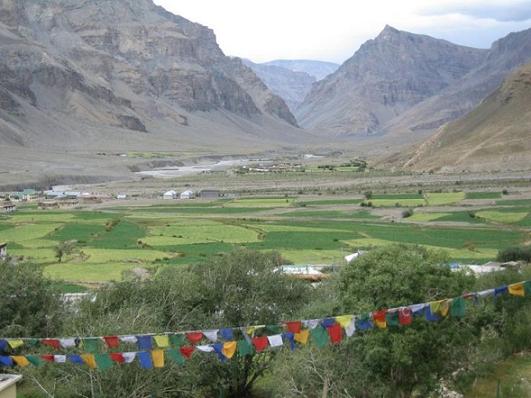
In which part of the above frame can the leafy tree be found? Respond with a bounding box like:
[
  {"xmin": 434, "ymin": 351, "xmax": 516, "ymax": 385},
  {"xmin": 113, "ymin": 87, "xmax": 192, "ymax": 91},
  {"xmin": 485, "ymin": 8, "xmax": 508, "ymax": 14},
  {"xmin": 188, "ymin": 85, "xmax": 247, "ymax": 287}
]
[
  {"xmin": 54, "ymin": 240, "xmax": 77, "ymax": 263},
  {"xmin": 0, "ymin": 261, "xmax": 63, "ymax": 337}
]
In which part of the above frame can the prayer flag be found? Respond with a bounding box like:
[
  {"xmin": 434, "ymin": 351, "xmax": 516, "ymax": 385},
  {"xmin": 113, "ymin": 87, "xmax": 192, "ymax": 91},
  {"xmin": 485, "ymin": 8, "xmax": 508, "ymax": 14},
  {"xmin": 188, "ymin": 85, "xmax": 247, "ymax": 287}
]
[
  {"xmin": 67, "ymin": 354, "xmax": 84, "ymax": 365},
  {"xmin": 41, "ymin": 355, "xmax": 55, "ymax": 362},
  {"xmin": 409, "ymin": 303, "xmax": 426, "ymax": 316},
  {"xmin": 223, "ymin": 341, "xmax": 237, "ymax": 359},
  {"xmin": 82, "ymin": 338, "xmax": 101, "ymax": 353},
  {"xmin": 11, "ymin": 356, "xmax": 30, "ymax": 367},
  {"xmin": 294, "ymin": 329, "xmax": 310, "ymax": 345},
  {"xmin": 372, "ymin": 310, "xmax": 387, "ymax": 329},
  {"xmin": 7, "ymin": 339, "xmax": 24, "ymax": 349},
  {"xmin": 26, "ymin": 355, "xmax": 44, "ymax": 367},
  {"xmin": 399, "ymin": 307, "xmax": 413, "ymax": 325},
  {"xmin": 54, "ymin": 355, "xmax": 66, "ymax": 363},
  {"xmin": 203, "ymin": 330, "xmax": 219, "ymax": 342},
  {"xmin": 220, "ymin": 328, "xmax": 234, "ymax": 340},
  {"xmin": 311, "ymin": 326, "xmax": 329, "ymax": 348},
  {"xmin": 138, "ymin": 351, "xmax": 153, "ymax": 369},
  {"xmin": 213, "ymin": 343, "xmax": 226, "ymax": 362},
  {"xmin": 81, "ymin": 353, "xmax": 97, "ymax": 369},
  {"xmin": 252, "ymin": 336, "xmax": 269, "ymax": 353},
  {"xmin": 344, "ymin": 317, "xmax": 356, "ymax": 337},
  {"xmin": 0, "ymin": 340, "xmax": 7, "ymax": 352},
  {"xmin": 267, "ymin": 334, "xmax": 284, "ymax": 348},
  {"xmin": 477, "ymin": 289, "xmax": 495, "ymax": 298},
  {"xmin": 151, "ymin": 350, "xmax": 164, "ymax": 368},
  {"xmin": 424, "ymin": 306, "xmax": 440, "ymax": 322},
  {"xmin": 238, "ymin": 339, "xmax": 253, "ymax": 357},
  {"xmin": 356, "ymin": 313, "xmax": 373, "ymax": 331},
  {"xmin": 303, "ymin": 319, "xmax": 320, "ymax": 329},
  {"xmin": 186, "ymin": 332, "xmax": 203, "ymax": 345},
  {"xmin": 119, "ymin": 336, "xmax": 137, "ymax": 344},
  {"xmin": 169, "ymin": 334, "xmax": 185, "ymax": 347},
  {"xmin": 110, "ymin": 353, "xmax": 125, "ymax": 363},
  {"xmin": 286, "ymin": 321, "xmax": 302, "ymax": 334},
  {"xmin": 60, "ymin": 338, "xmax": 77, "ymax": 348},
  {"xmin": 327, "ymin": 324, "xmax": 343, "ymax": 344},
  {"xmin": 122, "ymin": 352, "xmax": 137, "ymax": 364},
  {"xmin": 386, "ymin": 310, "xmax": 399, "ymax": 327},
  {"xmin": 495, "ymin": 285, "xmax": 508, "ymax": 297},
  {"xmin": 509, "ymin": 282, "xmax": 525, "ymax": 297},
  {"xmin": 95, "ymin": 353, "xmax": 114, "ymax": 370},
  {"xmin": 197, "ymin": 345, "xmax": 215, "ymax": 353},
  {"xmin": 136, "ymin": 335, "xmax": 153, "ymax": 351},
  {"xmin": 321, "ymin": 318, "xmax": 336, "ymax": 328},
  {"xmin": 180, "ymin": 345, "xmax": 195, "ymax": 359},
  {"xmin": 103, "ymin": 336, "xmax": 120, "ymax": 349},
  {"xmin": 0, "ymin": 356, "xmax": 13, "ymax": 367},
  {"xmin": 154, "ymin": 335, "xmax": 169, "ymax": 348},
  {"xmin": 450, "ymin": 297, "xmax": 466, "ymax": 318},
  {"xmin": 283, "ymin": 332, "xmax": 296, "ymax": 351},
  {"xmin": 524, "ymin": 281, "xmax": 531, "ymax": 295},
  {"xmin": 41, "ymin": 339, "xmax": 61, "ymax": 350},
  {"xmin": 335, "ymin": 315, "xmax": 353, "ymax": 329},
  {"xmin": 266, "ymin": 325, "xmax": 283, "ymax": 334},
  {"xmin": 166, "ymin": 349, "xmax": 185, "ymax": 365}
]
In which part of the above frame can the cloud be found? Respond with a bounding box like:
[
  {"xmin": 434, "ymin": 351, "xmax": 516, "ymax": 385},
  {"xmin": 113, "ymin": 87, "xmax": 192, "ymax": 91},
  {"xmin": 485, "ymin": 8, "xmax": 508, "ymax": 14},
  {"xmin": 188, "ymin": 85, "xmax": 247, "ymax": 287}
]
[{"xmin": 420, "ymin": 1, "xmax": 531, "ymax": 22}]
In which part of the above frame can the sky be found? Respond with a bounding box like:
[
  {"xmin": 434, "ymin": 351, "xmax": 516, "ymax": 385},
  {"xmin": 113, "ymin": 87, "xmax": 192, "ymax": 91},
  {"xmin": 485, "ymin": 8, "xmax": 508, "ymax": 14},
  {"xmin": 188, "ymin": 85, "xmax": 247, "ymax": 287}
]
[{"xmin": 154, "ymin": 0, "xmax": 531, "ymax": 64}]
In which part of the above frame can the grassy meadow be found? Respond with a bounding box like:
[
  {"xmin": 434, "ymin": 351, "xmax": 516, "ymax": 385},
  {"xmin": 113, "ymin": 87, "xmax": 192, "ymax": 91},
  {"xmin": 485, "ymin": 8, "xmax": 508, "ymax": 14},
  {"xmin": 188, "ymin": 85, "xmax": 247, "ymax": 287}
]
[{"xmin": 0, "ymin": 192, "xmax": 529, "ymax": 288}]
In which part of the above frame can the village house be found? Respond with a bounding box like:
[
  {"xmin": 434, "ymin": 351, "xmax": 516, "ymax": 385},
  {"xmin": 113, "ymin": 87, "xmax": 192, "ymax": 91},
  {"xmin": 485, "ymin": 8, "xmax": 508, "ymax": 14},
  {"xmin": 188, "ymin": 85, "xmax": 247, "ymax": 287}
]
[
  {"xmin": 180, "ymin": 189, "xmax": 195, "ymax": 200},
  {"xmin": 0, "ymin": 374, "xmax": 22, "ymax": 398},
  {"xmin": 38, "ymin": 199, "xmax": 79, "ymax": 209},
  {"xmin": 163, "ymin": 190, "xmax": 177, "ymax": 200},
  {"xmin": 198, "ymin": 189, "xmax": 221, "ymax": 200},
  {"xmin": 2, "ymin": 203, "xmax": 16, "ymax": 213}
]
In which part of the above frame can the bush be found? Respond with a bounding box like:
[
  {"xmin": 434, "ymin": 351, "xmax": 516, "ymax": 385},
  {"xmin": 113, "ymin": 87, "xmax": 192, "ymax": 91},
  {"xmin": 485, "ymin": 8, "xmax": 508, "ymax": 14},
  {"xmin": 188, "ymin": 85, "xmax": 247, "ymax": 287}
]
[
  {"xmin": 497, "ymin": 246, "xmax": 531, "ymax": 262},
  {"xmin": 402, "ymin": 209, "xmax": 414, "ymax": 218}
]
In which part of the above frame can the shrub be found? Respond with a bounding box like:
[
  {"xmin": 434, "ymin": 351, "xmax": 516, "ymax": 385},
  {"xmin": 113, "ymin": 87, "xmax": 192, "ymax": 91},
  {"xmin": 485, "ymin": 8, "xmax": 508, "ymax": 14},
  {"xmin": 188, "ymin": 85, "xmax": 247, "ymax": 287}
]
[
  {"xmin": 497, "ymin": 246, "xmax": 531, "ymax": 262},
  {"xmin": 402, "ymin": 209, "xmax": 414, "ymax": 218}
]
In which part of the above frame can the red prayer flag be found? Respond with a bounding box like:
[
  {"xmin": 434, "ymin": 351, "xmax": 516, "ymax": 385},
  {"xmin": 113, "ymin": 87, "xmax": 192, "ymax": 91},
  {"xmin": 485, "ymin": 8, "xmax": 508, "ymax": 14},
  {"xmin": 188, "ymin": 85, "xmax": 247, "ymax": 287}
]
[
  {"xmin": 110, "ymin": 353, "xmax": 125, "ymax": 363},
  {"xmin": 398, "ymin": 307, "xmax": 413, "ymax": 326},
  {"xmin": 180, "ymin": 345, "xmax": 195, "ymax": 359},
  {"xmin": 103, "ymin": 336, "xmax": 120, "ymax": 349},
  {"xmin": 186, "ymin": 332, "xmax": 203, "ymax": 345},
  {"xmin": 286, "ymin": 321, "xmax": 302, "ymax": 334},
  {"xmin": 252, "ymin": 336, "xmax": 269, "ymax": 353},
  {"xmin": 41, "ymin": 354, "xmax": 55, "ymax": 362},
  {"xmin": 41, "ymin": 339, "xmax": 61, "ymax": 350},
  {"xmin": 327, "ymin": 323, "xmax": 343, "ymax": 344}
]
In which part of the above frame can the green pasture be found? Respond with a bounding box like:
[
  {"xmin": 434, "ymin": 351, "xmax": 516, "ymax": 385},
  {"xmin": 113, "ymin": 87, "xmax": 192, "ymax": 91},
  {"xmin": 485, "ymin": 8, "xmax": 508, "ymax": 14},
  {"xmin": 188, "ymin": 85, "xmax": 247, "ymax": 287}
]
[
  {"xmin": 465, "ymin": 191, "xmax": 501, "ymax": 200},
  {"xmin": 0, "ymin": 191, "xmax": 528, "ymax": 286}
]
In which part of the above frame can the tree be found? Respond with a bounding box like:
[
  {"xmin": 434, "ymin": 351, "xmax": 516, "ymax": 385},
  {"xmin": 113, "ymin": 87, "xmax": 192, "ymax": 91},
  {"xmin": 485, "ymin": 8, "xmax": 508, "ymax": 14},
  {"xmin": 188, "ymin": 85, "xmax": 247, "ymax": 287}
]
[
  {"xmin": 54, "ymin": 240, "xmax": 77, "ymax": 263},
  {"xmin": 0, "ymin": 261, "xmax": 63, "ymax": 337}
]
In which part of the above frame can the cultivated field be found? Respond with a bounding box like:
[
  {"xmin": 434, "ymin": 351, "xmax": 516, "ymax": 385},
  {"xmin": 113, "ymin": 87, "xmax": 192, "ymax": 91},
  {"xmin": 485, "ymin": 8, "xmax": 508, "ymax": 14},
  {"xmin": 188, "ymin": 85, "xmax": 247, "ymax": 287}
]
[{"xmin": 1, "ymin": 189, "xmax": 530, "ymax": 290}]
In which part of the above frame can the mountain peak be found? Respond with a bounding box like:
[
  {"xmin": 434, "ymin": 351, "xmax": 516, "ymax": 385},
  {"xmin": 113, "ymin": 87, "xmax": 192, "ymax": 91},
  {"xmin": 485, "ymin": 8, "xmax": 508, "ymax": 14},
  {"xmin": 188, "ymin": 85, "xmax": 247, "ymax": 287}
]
[{"xmin": 378, "ymin": 25, "xmax": 401, "ymax": 38}]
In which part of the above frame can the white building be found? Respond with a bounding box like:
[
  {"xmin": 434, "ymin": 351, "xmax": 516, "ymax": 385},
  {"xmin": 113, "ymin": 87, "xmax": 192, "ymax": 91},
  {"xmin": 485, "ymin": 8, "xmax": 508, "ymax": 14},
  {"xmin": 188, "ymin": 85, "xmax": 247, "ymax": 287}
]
[
  {"xmin": 116, "ymin": 194, "xmax": 127, "ymax": 200},
  {"xmin": 180, "ymin": 190, "xmax": 195, "ymax": 200},
  {"xmin": 163, "ymin": 190, "xmax": 177, "ymax": 200},
  {"xmin": 0, "ymin": 243, "xmax": 7, "ymax": 258}
]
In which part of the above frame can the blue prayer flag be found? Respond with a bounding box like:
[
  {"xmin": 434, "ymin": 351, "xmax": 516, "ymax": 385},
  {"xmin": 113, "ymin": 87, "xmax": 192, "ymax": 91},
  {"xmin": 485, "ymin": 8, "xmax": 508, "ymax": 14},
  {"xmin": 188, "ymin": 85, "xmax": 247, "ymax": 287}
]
[
  {"xmin": 68, "ymin": 354, "xmax": 84, "ymax": 365},
  {"xmin": 138, "ymin": 351, "xmax": 153, "ymax": 369},
  {"xmin": 220, "ymin": 328, "xmax": 234, "ymax": 340},
  {"xmin": 0, "ymin": 356, "xmax": 13, "ymax": 367},
  {"xmin": 136, "ymin": 335, "xmax": 153, "ymax": 350}
]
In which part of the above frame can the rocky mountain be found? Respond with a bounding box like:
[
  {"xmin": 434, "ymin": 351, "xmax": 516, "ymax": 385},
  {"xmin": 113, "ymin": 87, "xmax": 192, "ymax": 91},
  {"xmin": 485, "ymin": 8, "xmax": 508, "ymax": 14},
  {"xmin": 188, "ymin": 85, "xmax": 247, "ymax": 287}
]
[
  {"xmin": 242, "ymin": 59, "xmax": 315, "ymax": 111},
  {"xmin": 263, "ymin": 60, "xmax": 339, "ymax": 81},
  {"xmin": 391, "ymin": 63, "xmax": 531, "ymax": 172},
  {"xmin": 0, "ymin": 0, "xmax": 303, "ymax": 154},
  {"xmin": 386, "ymin": 27, "xmax": 531, "ymax": 138},
  {"xmin": 296, "ymin": 25, "xmax": 487, "ymax": 136}
]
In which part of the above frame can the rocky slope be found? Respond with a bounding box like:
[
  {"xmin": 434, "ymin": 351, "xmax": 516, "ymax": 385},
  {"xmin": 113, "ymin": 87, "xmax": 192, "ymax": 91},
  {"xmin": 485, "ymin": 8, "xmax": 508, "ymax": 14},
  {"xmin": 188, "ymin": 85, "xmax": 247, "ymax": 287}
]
[
  {"xmin": 263, "ymin": 60, "xmax": 339, "ymax": 81},
  {"xmin": 296, "ymin": 26, "xmax": 487, "ymax": 136},
  {"xmin": 391, "ymin": 63, "xmax": 531, "ymax": 172},
  {"xmin": 0, "ymin": 0, "xmax": 302, "ymax": 153},
  {"xmin": 242, "ymin": 59, "xmax": 315, "ymax": 111}
]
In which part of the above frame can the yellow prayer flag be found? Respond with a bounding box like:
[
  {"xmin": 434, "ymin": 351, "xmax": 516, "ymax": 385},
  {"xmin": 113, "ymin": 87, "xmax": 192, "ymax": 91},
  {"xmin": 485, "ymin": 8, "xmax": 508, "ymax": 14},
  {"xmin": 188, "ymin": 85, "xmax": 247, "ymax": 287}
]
[
  {"xmin": 509, "ymin": 282, "xmax": 525, "ymax": 297},
  {"xmin": 246, "ymin": 325, "xmax": 265, "ymax": 337},
  {"xmin": 430, "ymin": 300, "xmax": 449, "ymax": 317},
  {"xmin": 294, "ymin": 329, "xmax": 309, "ymax": 345},
  {"xmin": 12, "ymin": 356, "xmax": 30, "ymax": 367},
  {"xmin": 440, "ymin": 300, "xmax": 450, "ymax": 317},
  {"xmin": 81, "ymin": 354, "xmax": 97, "ymax": 369},
  {"xmin": 7, "ymin": 339, "xmax": 24, "ymax": 349},
  {"xmin": 335, "ymin": 315, "xmax": 353, "ymax": 329},
  {"xmin": 154, "ymin": 335, "xmax": 169, "ymax": 348},
  {"xmin": 152, "ymin": 349, "xmax": 165, "ymax": 368},
  {"xmin": 222, "ymin": 341, "xmax": 237, "ymax": 359}
]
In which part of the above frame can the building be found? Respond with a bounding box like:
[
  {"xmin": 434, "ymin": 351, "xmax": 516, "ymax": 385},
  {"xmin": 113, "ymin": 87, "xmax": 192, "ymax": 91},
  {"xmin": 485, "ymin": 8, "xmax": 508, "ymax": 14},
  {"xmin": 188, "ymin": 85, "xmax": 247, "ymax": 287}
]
[
  {"xmin": 198, "ymin": 189, "xmax": 221, "ymax": 200},
  {"xmin": 38, "ymin": 199, "xmax": 79, "ymax": 209},
  {"xmin": 2, "ymin": 203, "xmax": 16, "ymax": 213},
  {"xmin": 180, "ymin": 190, "xmax": 195, "ymax": 200},
  {"xmin": 0, "ymin": 243, "xmax": 7, "ymax": 258},
  {"xmin": 163, "ymin": 190, "xmax": 177, "ymax": 200},
  {"xmin": 0, "ymin": 374, "xmax": 21, "ymax": 398},
  {"xmin": 116, "ymin": 194, "xmax": 127, "ymax": 200}
]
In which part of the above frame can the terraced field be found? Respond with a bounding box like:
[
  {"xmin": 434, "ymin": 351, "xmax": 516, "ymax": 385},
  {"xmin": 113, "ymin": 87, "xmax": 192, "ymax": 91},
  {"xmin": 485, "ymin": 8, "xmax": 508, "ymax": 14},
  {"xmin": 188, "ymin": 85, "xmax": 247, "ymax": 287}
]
[{"xmin": 1, "ymin": 191, "xmax": 529, "ymax": 288}]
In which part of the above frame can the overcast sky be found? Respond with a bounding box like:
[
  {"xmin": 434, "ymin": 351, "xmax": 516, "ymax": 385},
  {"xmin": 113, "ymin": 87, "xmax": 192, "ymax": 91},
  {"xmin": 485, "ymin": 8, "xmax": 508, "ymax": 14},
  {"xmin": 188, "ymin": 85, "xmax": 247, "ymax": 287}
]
[{"xmin": 154, "ymin": 0, "xmax": 531, "ymax": 64}]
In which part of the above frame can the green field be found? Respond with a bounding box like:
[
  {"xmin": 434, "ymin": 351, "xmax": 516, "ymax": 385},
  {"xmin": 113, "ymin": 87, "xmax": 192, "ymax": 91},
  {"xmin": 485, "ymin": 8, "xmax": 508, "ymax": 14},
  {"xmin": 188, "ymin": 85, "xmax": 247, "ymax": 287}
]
[{"xmin": 1, "ymin": 191, "xmax": 528, "ymax": 286}]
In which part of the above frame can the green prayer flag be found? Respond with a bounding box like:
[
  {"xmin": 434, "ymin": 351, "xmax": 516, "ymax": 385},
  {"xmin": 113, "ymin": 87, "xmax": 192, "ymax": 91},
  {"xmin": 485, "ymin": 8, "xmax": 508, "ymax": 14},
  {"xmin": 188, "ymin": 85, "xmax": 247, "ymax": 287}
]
[
  {"xmin": 386, "ymin": 311, "xmax": 399, "ymax": 327},
  {"xmin": 266, "ymin": 325, "xmax": 282, "ymax": 334},
  {"xmin": 169, "ymin": 334, "xmax": 185, "ymax": 348},
  {"xmin": 237, "ymin": 339, "xmax": 253, "ymax": 357},
  {"xmin": 166, "ymin": 348, "xmax": 185, "ymax": 365},
  {"xmin": 83, "ymin": 338, "xmax": 100, "ymax": 353},
  {"xmin": 310, "ymin": 326, "xmax": 329, "ymax": 348},
  {"xmin": 26, "ymin": 355, "xmax": 43, "ymax": 367},
  {"xmin": 95, "ymin": 353, "xmax": 114, "ymax": 371},
  {"xmin": 524, "ymin": 281, "xmax": 531, "ymax": 295},
  {"xmin": 26, "ymin": 338, "xmax": 40, "ymax": 347},
  {"xmin": 450, "ymin": 297, "xmax": 466, "ymax": 318}
]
